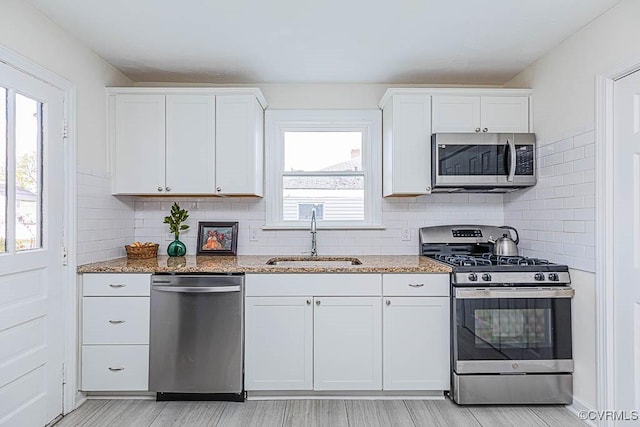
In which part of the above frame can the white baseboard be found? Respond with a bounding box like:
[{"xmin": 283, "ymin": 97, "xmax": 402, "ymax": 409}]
[
  {"xmin": 566, "ymin": 397, "xmax": 595, "ymax": 427},
  {"xmin": 247, "ymin": 390, "xmax": 446, "ymax": 400}
]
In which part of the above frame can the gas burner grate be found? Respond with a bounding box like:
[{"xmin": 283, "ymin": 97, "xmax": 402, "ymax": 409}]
[{"xmin": 434, "ymin": 253, "xmax": 550, "ymax": 267}]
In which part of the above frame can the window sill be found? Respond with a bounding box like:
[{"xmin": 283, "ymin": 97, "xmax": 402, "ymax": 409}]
[{"xmin": 262, "ymin": 224, "xmax": 386, "ymax": 231}]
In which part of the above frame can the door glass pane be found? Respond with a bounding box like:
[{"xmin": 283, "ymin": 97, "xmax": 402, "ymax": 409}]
[
  {"xmin": 284, "ymin": 132, "xmax": 362, "ymax": 172},
  {"xmin": 283, "ymin": 176, "xmax": 364, "ymax": 221},
  {"xmin": 0, "ymin": 87, "xmax": 6, "ymax": 252},
  {"xmin": 15, "ymin": 94, "xmax": 42, "ymax": 251}
]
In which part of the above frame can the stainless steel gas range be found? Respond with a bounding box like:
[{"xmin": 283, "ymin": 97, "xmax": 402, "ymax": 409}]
[{"xmin": 419, "ymin": 225, "xmax": 574, "ymax": 405}]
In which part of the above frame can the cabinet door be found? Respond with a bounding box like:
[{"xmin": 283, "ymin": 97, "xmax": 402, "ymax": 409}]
[
  {"xmin": 383, "ymin": 297, "xmax": 449, "ymax": 391},
  {"xmin": 245, "ymin": 296, "xmax": 313, "ymax": 390},
  {"xmin": 165, "ymin": 95, "xmax": 216, "ymax": 194},
  {"xmin": 314, "ymin": 297, "xmax": 382, "ymax": 390},
  {"xmin": 383, "ymin": 95, "xmax": 432, "ymax": 196},
  {"xmin": 480, "ymin": 96, "xmax": 529, "ymax": 133},
  {"xmin": 112, "ymin": 94, "xmax": 165, "ymax": 194},
  {"xmin": 215, "ymin": 95, "xmax": 264, "ymax": 196},
  {"xmin": 432, "ymin": 96, "xmax": 481, "ymax": 133}
]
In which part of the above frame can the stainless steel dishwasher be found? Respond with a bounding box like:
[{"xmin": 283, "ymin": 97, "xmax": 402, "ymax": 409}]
[{"xmin": 149, "ymin": 274, "xmax": 244, "ymax": 401}]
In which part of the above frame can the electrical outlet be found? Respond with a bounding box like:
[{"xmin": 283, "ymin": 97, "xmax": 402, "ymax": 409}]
[
  {"xmin": 249, "ymin": 228, "xmax": 259, "ymax": 242},
  {"xmin": 401, "ymin": 228, "xmax": 411, "ymax": 241}
]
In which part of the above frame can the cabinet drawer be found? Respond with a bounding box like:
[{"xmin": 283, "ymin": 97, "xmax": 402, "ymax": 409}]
[
  {"xmin": 82, "ymin": 345, "xmax": 149, "ymax": 391},
  {"xmin": 83, "ymin": 297, "xmax": 150, "ymax": 344},
  {"xmin": 83, "ymin": 273, "xmax": 151, "ymax": 296},
  {"xmin": 382, "ymin": 274, "xmax": 449, "ymax": 296}
]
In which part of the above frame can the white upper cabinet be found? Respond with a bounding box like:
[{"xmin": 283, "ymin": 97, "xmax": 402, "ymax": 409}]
[
  {"xmin": 432, "ymin": 96, "xmax": 481, "ymax": 133},
  {"xmin": 379, "ymin": 89, "xmax": 531, "ymax": 197},
  {"xmin": 109, "ymin": 88, "xmax": 266, "ymax": 196},
  {"xmin": 165, "ymin": 95, "xmax": 216, "ymax": 194},
  {"xmin": 382, "ymin": 94, "xmax": 432, "ymax": 196},
  {"xmin": 113, "ymin": 94, "xmax": 166, "ymax": 195},
  {"xmin": 480, "ymin": 96, "xmax": 530, "ymax": 133},
  {"xmin": 432, "ymin": 95, "xmax": 529, "ymax": 133},
  {"xmin": 215, "ymin": 95, "xmax": 264, "ymax": 196}
]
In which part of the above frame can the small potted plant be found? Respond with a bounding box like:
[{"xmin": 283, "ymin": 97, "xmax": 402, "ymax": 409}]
[{"xmin": 163, "ymin": 202, "xmax": 189, "ymax": 257}]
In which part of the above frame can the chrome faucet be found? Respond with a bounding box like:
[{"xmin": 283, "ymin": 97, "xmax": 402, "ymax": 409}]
[{"xmin": 310, "ymin": 207, "xmax": 318, "ymax": 257}]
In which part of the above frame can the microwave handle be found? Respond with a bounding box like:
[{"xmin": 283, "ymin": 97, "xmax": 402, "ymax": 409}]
[{"xmin": 506, "ymin": 137, "xmax": 516, "ymax": 182}]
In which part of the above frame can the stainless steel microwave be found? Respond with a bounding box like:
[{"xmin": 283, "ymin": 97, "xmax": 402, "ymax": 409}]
[{"xmin": 431, "ymin": 133, "xmax": 536, "ymax": 192}]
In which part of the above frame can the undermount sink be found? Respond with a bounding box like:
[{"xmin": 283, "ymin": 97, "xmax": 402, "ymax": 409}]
[{"xmin": 265, "ymin": 257, "xmax": 362, "ymax": 267}]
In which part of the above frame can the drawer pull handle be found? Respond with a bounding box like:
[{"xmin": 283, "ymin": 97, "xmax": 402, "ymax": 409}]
[
  {"xmin": 109, "ymin": 284, "xmax": 125, "ymax": 288},
  {"xmin": 109, "ymin": 320, "xmax": 125, "ymax": 324},
  {"xmin": 108, "ymin": 367, "xmax": 125, "ymax": 371},
  {"xmin": 408, "ymin": 283, "xmax": 425, "ymax": 288}
]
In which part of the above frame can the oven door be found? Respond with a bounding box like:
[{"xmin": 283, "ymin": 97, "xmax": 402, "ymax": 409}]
[
  {"xmin": 452, "ymin": 287, "xmax": 573, "ymax": 374},
  {"xmin": 432, "ymin": 133, "xmax": 536, "ymax": 188}
]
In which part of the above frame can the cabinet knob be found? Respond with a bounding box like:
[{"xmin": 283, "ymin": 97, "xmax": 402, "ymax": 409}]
[
  {"xmin": 426, "ymin": 186, "xmax": 431, "ymax": 192},
  {"xmin": 386, "ymin": 300, "xmax": 391, "ymax": 306},
  {"xmin": 475, "ymin": 128, "xmax": 481, "ymax": 132},
  {"xmin": 108, "ymin": 320, "xmax": 125, "ymax": 324},
  {"xmin": 108, "ymin": 367, "xmax": 125, "ymax": 371},
  {"xmin": 109, "ymin": 284, "xmax": 125, "ymax": 288},
  {"xmin": 157, "ymin": 187, "xmax": 163, "ymax": 192},
  {"xmin": 316, "ymin": 300, "xmax": 321, "ymax": 306},
  {"xmin": 165, "ymin": 186, "xmax": 171, "ymax": 192},
  {"xmin": 216, "ymin": 187, "xmax": 222, "ymax": 192},
  {"xmin": 306, "ymin": 299, "xmax": 312, "ymax": 305},
  {"xmin": 482, "ymin": 128, "xmax": 488, "ymax": 132},
  {"xmin": 408, "ymin": 283, "xmax": 425, "ymax": 288}
]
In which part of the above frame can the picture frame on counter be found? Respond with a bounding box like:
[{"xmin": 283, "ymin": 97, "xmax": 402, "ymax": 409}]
[{"xmin": 196, "ymin": 221, "xmax": 239, "ymax": 255}]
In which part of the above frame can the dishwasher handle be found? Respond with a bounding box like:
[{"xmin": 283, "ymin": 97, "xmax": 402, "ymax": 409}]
[{"xmin": 152, "ymin": 285, "xmax": 241, "ymax": 293}]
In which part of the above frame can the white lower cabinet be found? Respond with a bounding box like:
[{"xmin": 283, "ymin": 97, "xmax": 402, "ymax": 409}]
[
  {"xmin": 382, "ymin": 296, "xmax": 450, "ymax": 390},
  {"xmin": 244, "ymin": 296, "xmax": 313, "ymax": 390},
  {"xmin": 314, "ymin": 297, "xmax": 382, "ymax": 390},
  {"xmin": 80, "ymin": 273, "xmax": 151, "ymax": 392},
  {"xmin": 82, "ymin": 345, "xmax": 149, "ymax": 391}
]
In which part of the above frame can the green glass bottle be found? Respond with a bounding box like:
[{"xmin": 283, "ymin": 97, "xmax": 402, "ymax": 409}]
[{"xmin": 167, "ymin": 239, "xmax": 186, "ymax": 257}]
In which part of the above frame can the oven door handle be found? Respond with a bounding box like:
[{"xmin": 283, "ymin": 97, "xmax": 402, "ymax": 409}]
[{"xmin": 455, "ymin": 287, "xmax": 574, "ymax": 299}]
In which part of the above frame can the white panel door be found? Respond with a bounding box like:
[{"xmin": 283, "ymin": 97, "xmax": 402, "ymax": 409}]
[
  {"xmin": 613, "ymin": 69, "xmax": 640, "ymax": 412},
  {"xmin": 244, "ymin": 296, "xmax": 313, "ymax": 390},
  {"xmin": 480, "ymin": 96, "xmax": 529, "ymax": 133},
  {"xmin": 383, "ymin": 297, "xmax": 449, "ymax": 391},
  {"xmin": 215, "ymin": 95, "xmax": 264, "ymax": 196},
  {"xmin": 113, "ymin": 94, "xmax": 165, "ymax": 194},
  {"xmin": 432, "ymin": 96, "xmax": 481, "ymax": 133},
  {"xmin": 0, "ymin": 63, "xmax": 64, "ymax": 426},
  {"xmin": 383, "ymin": 95, "xmax": 432, "ymax": 196},
  {"xmin": 313, "ymin": 297, "xmax": 382, "ymax": 391},
  {"xmin": 165, "ymin": 95, "xmax": 215, "ymax": 194}
]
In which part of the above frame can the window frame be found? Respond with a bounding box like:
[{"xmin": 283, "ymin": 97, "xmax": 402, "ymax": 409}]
[{"xmin": 265, "ymin": 110, "xmax": 382, "ymax": 229}]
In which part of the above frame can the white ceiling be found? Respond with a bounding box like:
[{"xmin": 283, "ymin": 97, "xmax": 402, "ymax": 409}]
[{"xmin": 29, "ymin": 0, "xmax": 620, "ymax": 84}]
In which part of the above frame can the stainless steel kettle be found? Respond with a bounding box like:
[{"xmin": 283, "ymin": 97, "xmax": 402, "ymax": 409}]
[{"xmin": 488, "ymin": 226, "xmax": 520, "ymax": 256}]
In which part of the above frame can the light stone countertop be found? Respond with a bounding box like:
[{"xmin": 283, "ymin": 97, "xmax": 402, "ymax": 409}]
[{"xmin": 77, "ymin": 255, "xmax": 452, "ymax": 274}]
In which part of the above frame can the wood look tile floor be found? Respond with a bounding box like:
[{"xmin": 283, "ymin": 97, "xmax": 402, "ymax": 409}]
[{"xmin": 54, "ymin": 399, "xmax": 587, "ymax": 427}]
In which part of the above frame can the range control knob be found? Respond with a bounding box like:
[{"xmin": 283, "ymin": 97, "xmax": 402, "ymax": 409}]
[
  {"xmin": 548, "ymin": 273, "xmax": 559, "ymax": 281},
  {"xmin": 468, "ymin": 273, "xmax": 478, "ymax": 282},
  {"xmin": 534, "ymin": 273, "xmax": 545, "ymax": 281},
  {"xmin": 481, "ymin": 273, "xmax": 492, "ymax": 282}
]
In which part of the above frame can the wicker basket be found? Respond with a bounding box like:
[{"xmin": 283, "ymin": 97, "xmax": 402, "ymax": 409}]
[{"xmin": 125, "ymin": 243, "xmax": 159, "ymax": 259}]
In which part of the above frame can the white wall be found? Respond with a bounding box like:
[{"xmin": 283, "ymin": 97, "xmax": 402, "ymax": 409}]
[
  {"xmin": 504, "ymin": 0, "xmax": 640, "ymax": 410},
  {"xmin": 0, "ymin": 0, "xmax": 136, "ymax": 261}
]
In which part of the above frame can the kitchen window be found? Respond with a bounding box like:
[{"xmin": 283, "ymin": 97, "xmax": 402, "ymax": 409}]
[{"xmin": 265, "ymin": 110, "xmax": 382, "ymax": 229}]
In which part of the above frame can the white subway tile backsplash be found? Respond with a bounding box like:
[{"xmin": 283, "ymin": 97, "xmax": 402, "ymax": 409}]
[{"xmin": 505, "ymin": 126, "xmax": 595, "ymax": 272}]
